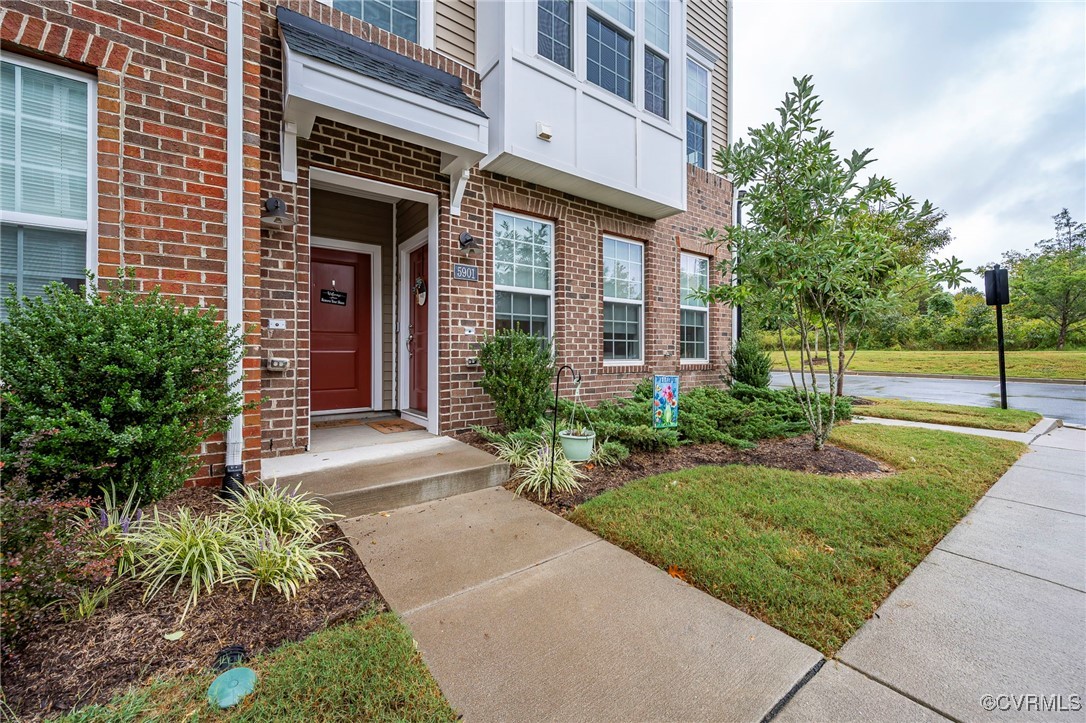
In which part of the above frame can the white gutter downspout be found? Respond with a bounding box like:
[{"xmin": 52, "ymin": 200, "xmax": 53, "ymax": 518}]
[
  {"xmin": 726, "ymin": 0, "xmax": 739, "ymax": 350},
  {"xmin": 223, "ymin": 0, "xmax": 245, "ymax": 495}
]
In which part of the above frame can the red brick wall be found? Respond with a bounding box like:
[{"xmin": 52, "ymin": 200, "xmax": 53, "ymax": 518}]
[
  {"xmin": 5, "ymin": 0, "xmax": 734, "ymax": 472},
  {"xmin": 1, "ymin": 0, "xmax": 265, "ymax": 486},
  {"xmin": 254, "ymin": 1, "xmax": 734, "ymax": 452}
]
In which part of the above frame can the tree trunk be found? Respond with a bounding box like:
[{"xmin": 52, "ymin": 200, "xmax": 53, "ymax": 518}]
[
  {"xmin": 836, "ymin": 346, "xmax": 846, "ymax": 397},
  {"xmin": 1058, "ymin": 323, "xmax": 1067, "ymax": 350}
]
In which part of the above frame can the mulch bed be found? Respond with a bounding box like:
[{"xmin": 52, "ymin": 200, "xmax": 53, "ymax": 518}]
[
  {"xmin": 454, "ymin": 428, "xmax": 892, "ymax": 514},
  {"xmin": 2, "ymin": 487, "xmax": 383, "ymax": 721}
]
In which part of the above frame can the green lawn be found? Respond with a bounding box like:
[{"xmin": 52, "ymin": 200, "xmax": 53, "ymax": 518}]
[
  {"xmin": 568, "ymin": 425, "xmax": 1025, "ymax": 655},
  {"xmin": 859, "ymin": 398, "xmax": 1042, "ymax": 432},
  {"xmin": 770, "ymin": 349, "xmax": 1086, "ymax": 380},
  {"xmin": 55, "ymin": 612, "xmax": 456, "ymax": 723}
]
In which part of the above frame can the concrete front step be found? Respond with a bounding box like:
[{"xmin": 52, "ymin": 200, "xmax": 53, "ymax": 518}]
[{"xmin": 261, "ymin": 436, "xmax": 509, "ymax": 517}]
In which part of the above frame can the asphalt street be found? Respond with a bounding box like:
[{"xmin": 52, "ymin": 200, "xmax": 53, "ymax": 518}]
[{"xmin": 770, "ymin": 372, "xmax": 1086, "ymax": 426}]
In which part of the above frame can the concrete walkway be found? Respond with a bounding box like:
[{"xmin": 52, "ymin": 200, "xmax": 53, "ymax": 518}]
[
  {"xmin": 853, "ymin": 415, "xmax": 1061, "ymax": 444},
  {"xmin": 778, "ymin": 425, "xmax": 1086, "ymax": 722},
  {"xmin": 341, "ymin": 487, "xmax": 824, "ymax": 722},
  {"xmin": 339, "ymin": 421, "xmax": 1083, "ymax": 722}
]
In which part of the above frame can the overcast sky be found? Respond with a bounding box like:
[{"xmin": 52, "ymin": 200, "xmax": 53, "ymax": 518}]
[{"xmin": 732, "ymin": 0, "xmax": 1086, "ymax": 285}]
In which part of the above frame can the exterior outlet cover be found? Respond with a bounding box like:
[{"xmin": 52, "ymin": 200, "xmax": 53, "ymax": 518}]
[
  {"xmin": 466, "ymin": 357, "xmax": 479, "ymax": 366},
  {"xmin": 265, "ymin": 357, "xmax": 291, "ymax": 370},
  {"xmin": 267, "ymin": 319, "xmax": 287, "ymax": 330},
  {"xmin": 536, "ymin": 122, "xmax": 553, "ymax": 141}
]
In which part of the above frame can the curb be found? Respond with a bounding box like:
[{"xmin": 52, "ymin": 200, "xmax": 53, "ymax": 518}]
[
  {"xmin": 1026, "ymin": 417, "xmax": 1062, "ymax": 443},
  {"xmin": 772, "ymin": 370, "xmax": 1086, "ymax": 385}
]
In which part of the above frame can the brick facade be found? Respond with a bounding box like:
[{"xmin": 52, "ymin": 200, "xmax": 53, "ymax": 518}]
[
  {"xmin": 3, "ymin": 0, "xmax": 732, "ymax": 479},
  {"xmin": 1, "ymin": 0, "xmax": 264, "ymax": 485}
]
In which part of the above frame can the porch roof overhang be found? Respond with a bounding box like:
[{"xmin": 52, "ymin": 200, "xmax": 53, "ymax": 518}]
[{"xmin": 276, "ymin": 7, "xmax": 488, "ymax": 214}]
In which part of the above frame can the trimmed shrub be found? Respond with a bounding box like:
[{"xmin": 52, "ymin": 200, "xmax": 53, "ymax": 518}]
[
  {"xmin": 558, "ymin": 380, "xmax": 851, "ymax": 453},
  {"xmin": 727, "ymin": 333, "xmax": 772, "ymax": 388},
  {"xmin": 0, "ymin": 436, "xmax": 118, "ymax": 650},
  {"xmin": 476, "ymin": 329, "xmax": 555, "ymax": 431},
  {"xmin": 0, "ymin": 277, "xmax": 246, "ymax": 503}
]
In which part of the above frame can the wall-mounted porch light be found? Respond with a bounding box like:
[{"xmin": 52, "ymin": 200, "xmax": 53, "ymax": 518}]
[
  {"xmin": 459, "ymin": 231, "xmax": 481, "ymax": 257},
  {"xmin": 260, "ymin": 196, "xmax": 295, "ymax": 228}
]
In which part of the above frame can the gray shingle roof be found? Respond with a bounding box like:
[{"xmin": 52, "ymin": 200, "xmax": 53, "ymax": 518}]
[{"xmin": 276, "ymin": 7, "xmax": 487, "ymax": 120}]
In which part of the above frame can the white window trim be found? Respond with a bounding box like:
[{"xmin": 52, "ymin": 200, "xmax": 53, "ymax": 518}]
[
  {"xmin": 535, "ymin": 0, "xmax": 576, "ymax": 73},
  {"xmin": 642, "ymin": 0, "xmax": 670, "ymax": 120},
  {"xmin": 530, "ymin": 0, "xmax": 680, "ymax": 123},
  {"xmin": 680, "ymin": 252, "xmax": 710, "ymax": 363},
  {"xmin": 584, "ymin": 6, "xmax": 636, "ymax": 104},
  {"xmin": 315, "ymin": 0, "xmax": 434, "ymax": 49},
  {"xmin": 493, "ymin": 210, "xmax": 556, "ymax": 340},
  {"xmin": 602, "ymin": 235, "xmax": 644, "ymax": 365},
  {"xmin": 1, "ymin": 53, "xmax": 97, "ymax": 295},
  {"xmin": 685, "ymin": 54, "xmax": 712, "ymax": 169}
]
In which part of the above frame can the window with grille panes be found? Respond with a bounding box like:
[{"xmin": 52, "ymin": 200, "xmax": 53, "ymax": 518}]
[
  {"xmin": 586, "ymin": 3, "xmax": 633, "ymax": 101},
  {"xmin": 603, "ymin": 236, "xmax": 644, "ymax": 362},
  {"xmin": 680, "ymin": 253, "xmax": 709, "ymax": 361},
  {"xmin": 330, "ymin": 0, "xmax": 419, "ymax": 43},
  {"xmin": 1, "ymin": 57, "xmax": 95, "ymax": 318},
  {"xmin": 643, "ymin": 0, "xmax": 669, "ymax": 118},
  {"xmin": 494, "ymin": 211, "xmax": 554, "ymax": 338},
  {"xmin": 538, "ymin": 0, "xmax": 573, "ymax": 70},
  {"xmin": 686, "ymin": 58, "xmax": 710, "ymax": 168}
]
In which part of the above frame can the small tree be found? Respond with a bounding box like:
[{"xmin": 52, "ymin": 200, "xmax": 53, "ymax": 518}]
[
  {"xmin": 727, "ymin": 332, "xmax": 771, "ymax": 388},
  {"xmin": 998, "ymin": 209, "xmax": 1086, "ymax": 350},
  {"xmin": 704, "ymin": 76, "xmax": 962, "ymax": 449},
  {"xmin": 476, "ymin": 329, "xmax": 555, "ymax": 431},
  {"xmin": 1, "ymin": 276, "xmax": 246, "ymax": 502}
]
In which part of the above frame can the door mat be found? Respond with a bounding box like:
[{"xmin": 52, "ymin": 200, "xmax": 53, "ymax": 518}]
[
  {"xmin": 313, "ymin": 419, "xmax": 364, "ymax": 429},
  {"xmin": 367, "ymin": 419, "xmax": 424, "ymax": 434}
]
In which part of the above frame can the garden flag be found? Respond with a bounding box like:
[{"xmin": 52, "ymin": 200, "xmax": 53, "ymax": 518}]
[{"xmin": 652, "ymin": 375, "xmax": 679, "ymax": 429}]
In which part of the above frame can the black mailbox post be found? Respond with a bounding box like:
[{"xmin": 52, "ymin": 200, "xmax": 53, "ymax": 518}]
[{"xmin": 983, "ymin": 265, "xmax": 1011, "ymax": 409}]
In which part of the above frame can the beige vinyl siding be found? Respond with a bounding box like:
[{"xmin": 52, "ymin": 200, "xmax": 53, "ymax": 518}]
[
  {"xmin": 396, "ymin": 200, "xmax": 428, "ymax": 243},
  {"xmin": 435, "ymin": 0, "xmax": 475, "ymax": 68},
  {"xmin": 311, "ymin": 189, "xmax": 396, "ymax": 410},
  {"xmin": 687, "ymin": 0, "xmax": 729, "ymax": 155}
]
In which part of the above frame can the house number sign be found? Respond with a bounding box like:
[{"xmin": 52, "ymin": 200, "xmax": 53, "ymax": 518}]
[{"xmin": 453, "ymin": 264, "xmax": 479, "ymax": 282}]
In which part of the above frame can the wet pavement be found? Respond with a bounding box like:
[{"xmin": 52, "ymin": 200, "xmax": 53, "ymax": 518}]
[{"xmin": 770, "ymin": 372, "xmax": 1086, "ymax": 426}]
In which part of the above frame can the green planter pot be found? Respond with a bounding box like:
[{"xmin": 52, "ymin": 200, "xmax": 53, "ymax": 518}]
[{"xmin": 558, "ymin": 430, "xmax": 595, "ymax": 462}]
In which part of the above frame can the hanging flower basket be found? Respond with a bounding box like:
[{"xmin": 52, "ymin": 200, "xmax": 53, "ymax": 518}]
[{"xmin": 558, "ymin": 428, "xmax": 595, "ymax": 462}]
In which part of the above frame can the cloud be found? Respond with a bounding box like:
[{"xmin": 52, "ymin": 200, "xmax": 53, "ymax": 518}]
[{"xmin": 732, "ymin": 0, "xmax": 1086, "ymax": 283}]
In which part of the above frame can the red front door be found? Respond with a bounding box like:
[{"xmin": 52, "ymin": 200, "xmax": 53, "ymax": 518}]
[
  {"xmin": 311, "ymin": 247, "xmax": 372, "ymax": 412},
  {"xmin": 408, "ymin": 245, "xmax": 428, "ymax": 413}
]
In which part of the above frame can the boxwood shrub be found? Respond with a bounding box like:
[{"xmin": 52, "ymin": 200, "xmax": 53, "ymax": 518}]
[{"xmin": 0, "ymin": 278, "xmax": 245, "ymax": 503}]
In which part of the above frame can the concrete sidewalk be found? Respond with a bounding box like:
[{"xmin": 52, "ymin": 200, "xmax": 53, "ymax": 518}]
[
  {"xmin": 341, "ymin": 487, "xmax": 824, "ymax": 722},
  {"xmin": 853, "ymin": 415, "xmax": 1060, "ymax": 444},
  {"xmin": 778, "ymin": 425, "xmax": 1085, "ymax": 722}
]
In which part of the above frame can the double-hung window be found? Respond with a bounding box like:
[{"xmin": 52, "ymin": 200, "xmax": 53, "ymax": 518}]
[
  {"xmin": 538, "ymin": 0, "xmax": 573, "ymax": 70},
  {"xmin": 1, "ymin": 57, "xmax": 94, "ymax": 315},
  {"xmin": 603, "ymin": 236, "xmax": 643, "ymax": 362},
  {"xmin": 494, "ymin": 211, "xmax": 553, "ymax": 337},
  {"xmin": 686, "ymin": 58, "xmax": 710, "ymax": 168},
  {"xmin": 587, "ymin": 0, "xmax": 633, "ymax": 101},
  {"xmin": 332, "ymin": 0, "xmax": 419, "ymax": 43},
  {"xmin": 680, "ymin": 253, "xmax": 710, "ymax": 361},
  {"xmin": 643, "ymin": 0, "xmax": 669, "ymax": 118}
]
